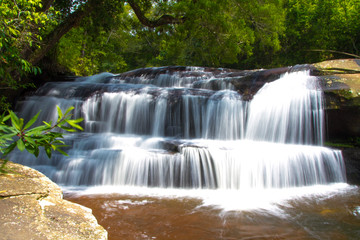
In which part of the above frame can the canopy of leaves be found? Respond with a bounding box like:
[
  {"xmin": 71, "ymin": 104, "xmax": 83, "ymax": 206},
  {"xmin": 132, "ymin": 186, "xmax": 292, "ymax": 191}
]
[
  {"xmin": 1, "ymin": 0, "xmax": 360, "ymax": 83},
  {"xmin": 55, "ymin": 0, "xmax": 286, "ymax": 74},
  {"xmin": 0, "ymin": 0, "xmax": 57, "ymax": 86},
  {"xmin": 281, "ymin": 0, "xmax": 360, "ymax": 65}
]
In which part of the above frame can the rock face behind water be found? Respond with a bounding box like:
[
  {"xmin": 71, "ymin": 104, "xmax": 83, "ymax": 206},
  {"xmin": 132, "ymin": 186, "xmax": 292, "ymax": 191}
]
[
  {"xmin": 0, "ymin": 161, "xmax": 107, "ymax": 240},
  {"xmin": 312, "ymin": 59, "xmax": 360, "ymax": 140}
]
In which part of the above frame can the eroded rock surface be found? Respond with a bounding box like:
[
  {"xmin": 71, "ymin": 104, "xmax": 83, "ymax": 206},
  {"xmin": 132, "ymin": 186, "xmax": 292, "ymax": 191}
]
[
  {"xmin": 0, "ymin": 161, "xmax": 107, "ymax": 240},
  {"xmin": 312, "ymin": 59, "xmax": 360, "ymax": 140}
]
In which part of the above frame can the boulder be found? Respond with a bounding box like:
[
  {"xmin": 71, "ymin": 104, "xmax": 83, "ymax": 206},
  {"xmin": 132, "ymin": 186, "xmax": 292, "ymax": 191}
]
[
  {"xmin": 0, "ymin": 161, "xmax": 107, "ymax": 240},
  {"xmin": 311, "ymin": 59, "xmax": 360, "ymax": 140}
]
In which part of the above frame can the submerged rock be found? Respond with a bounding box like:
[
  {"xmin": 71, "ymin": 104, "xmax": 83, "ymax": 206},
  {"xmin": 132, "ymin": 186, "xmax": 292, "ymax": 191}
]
[{"xmin": 0, "ymin": 161, "xmax": 107, "ymax": 240}]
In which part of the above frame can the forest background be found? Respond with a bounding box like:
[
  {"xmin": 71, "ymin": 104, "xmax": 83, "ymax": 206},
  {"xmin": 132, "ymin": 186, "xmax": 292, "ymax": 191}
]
[{"xmin": 1, "ymin": 0, "xmax": 360, "ymax": 109}]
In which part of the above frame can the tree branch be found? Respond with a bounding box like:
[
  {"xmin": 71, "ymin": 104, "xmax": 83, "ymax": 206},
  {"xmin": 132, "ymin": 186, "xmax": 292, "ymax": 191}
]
[
  {"xmin": 307, "ymin": 49, "xmax": 360, "ymax": 58},
  {"xmin": 27, "ymin": 1, "xmax": 97, "ymax": 65},
  {"xmin": 127, "ymin": 0, "xmax": 185, "ymax": 28},
  {"xmin": 41, "ymin": 0, "xmax": 55, "ymax": 12},
  {"xmin": 26, "ymin": 0, "xmax": 186, "ymax": 65}
]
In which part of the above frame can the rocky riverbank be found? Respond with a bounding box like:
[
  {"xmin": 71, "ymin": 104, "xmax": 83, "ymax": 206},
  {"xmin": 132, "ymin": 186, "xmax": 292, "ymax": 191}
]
[{"xmin": 0, "ymin": 161, "xmax": 107, "ymax": 240}]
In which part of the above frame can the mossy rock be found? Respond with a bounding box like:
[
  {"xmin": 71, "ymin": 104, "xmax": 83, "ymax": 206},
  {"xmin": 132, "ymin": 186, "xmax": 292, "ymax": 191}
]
[
  {"xmin": 312, "ymin": 59, "xmax": 360, "ymax": 104},
  {"xmin": 311, "ymin": 59, "xmax": 360, "ymax": 140}
]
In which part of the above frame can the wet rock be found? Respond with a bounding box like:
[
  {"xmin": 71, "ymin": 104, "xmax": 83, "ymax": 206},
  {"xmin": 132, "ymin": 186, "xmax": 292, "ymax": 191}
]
[
  {"xmin": 0, "ymin": 161, "xmax": 107, "ymax": 240},
  {"xmin": 341, "ymin": 147, "xmax": 360, "ymax": 185},
  {"xmin": 311, "ymin": 59, "xmax": 360, "ymax": 140}
]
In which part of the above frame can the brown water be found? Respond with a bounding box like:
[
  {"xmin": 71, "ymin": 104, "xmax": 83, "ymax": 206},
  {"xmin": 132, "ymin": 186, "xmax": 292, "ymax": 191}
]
[{"xmin": 65, "ymin": 186, "xmax": 360, "ymax": 240}]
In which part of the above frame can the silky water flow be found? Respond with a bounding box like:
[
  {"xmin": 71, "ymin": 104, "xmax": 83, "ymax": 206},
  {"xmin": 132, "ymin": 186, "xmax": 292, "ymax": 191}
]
[{"xmin": 11, "ymin": 68, "xmax": 360, "ymax": 239}]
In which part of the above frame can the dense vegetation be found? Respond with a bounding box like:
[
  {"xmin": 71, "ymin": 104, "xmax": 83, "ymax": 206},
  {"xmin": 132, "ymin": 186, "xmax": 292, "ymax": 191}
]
[{"xmin": 1, "ymin": 0, "xmax": 360, "ymax": 102}]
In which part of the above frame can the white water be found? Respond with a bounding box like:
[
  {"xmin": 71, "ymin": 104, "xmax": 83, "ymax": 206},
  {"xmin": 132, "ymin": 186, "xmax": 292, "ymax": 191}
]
[
  {"xmin": 245, "ymin": 71, "xmax": 324, "ymax": 145},
  {"xmin": 10, "ymin": 68, "xmax": 349, "ymax": 211}
]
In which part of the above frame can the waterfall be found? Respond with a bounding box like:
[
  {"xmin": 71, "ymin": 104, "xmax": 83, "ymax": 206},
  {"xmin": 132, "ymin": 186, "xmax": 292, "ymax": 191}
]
[
  {"xmin": 10, "ymin": 67, "xmax": 346, "ymax": 190},
  {"xmin": 245, "ymin": 71, "xmax": 324, "ymax": 145}
]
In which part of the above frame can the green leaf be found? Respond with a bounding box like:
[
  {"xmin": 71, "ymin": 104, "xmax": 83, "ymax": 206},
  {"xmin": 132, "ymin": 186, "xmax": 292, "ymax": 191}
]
[
  {"xmin": 56, "ymin": 148, "xmax": 69, "ymax": 157},
  {"xmin": 53, "ymin": 139, "xmax": 65, "ymax": 144},
  {"xmin": 26, "ymin": 125, "xmax": 49, "ymax": 135},
  {"xmin": 24, "ymin": 111, "xmax": 40, "ymax": 129},
  {"xmin": 17, "ymin": 139, "xmax": 25, "ymax": 151},
  {"xmin": 9, "ymin": 111, "xmax": 20, "ymax": 129},
  {"xmin": 3, "ymin": 142, "xmax": 16, "ymax": 156},
  {"xmin": 65, "ymin": 119, "xmax": 84, "ymax": 131},
  {"xmin": 34, "ymin": 147, "xmax": 40, "ymax": 157},
  {"xmin": 0, "ymin": 132, "xmax": 17, "ymax": 140},
  {"xmin": 59, "ymin": 126, "xmax": 77, "ymax": 132},
  {"xmin": 23, "ymin": 136, "xmax": 36, "ymax": 145},
  {"xmin": 1, "ymin": 114, "xmax": 10, "ymax": 123},
  {"xmin": 45, "ymin": 146, "xmax": 52, "ymax": 158},
  {"xmin": 19, "ymin": 118, "xmax": 24, "ymax": 129},
  {"xmin": 57, "ymin": 105, "xmax": 63, "ymax": 119},
  {"xmin": 64, "ymin": 106, "xmax": 75, "ymax": 115},
  {"xmin": 0, "ymin": 125, "xmax": 13, "ymax": 133},
  {"xmin": 25, "ymin": 144, "xmax": 36, "ymax": 155},
  {"xmin": 42, "ymin": 121, "xmax": 52, "ymax": 128}
]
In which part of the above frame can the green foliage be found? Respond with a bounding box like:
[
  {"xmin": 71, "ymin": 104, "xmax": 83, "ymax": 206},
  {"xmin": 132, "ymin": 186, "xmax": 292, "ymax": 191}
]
[
  {"xmin": 0, "ymin": 106, "xmax": 83, "ymax": 171},
  {"xmin": 0, "ymin": 0, "xmax": 58, "ymax": 104},
  {"xmin": 57, "ymin": 25, "xmax": 128, "ymax": 76},
  {"xmin": 56, "ymin": 0, "xmax": 286, "ymax": 71},
  {"xmin": 2, "ymin": 0, "xmax": 360, "ymax": 83},
  {"xmin": 281, "ymin": 0, "xmax": 360, "ymax": 65}
]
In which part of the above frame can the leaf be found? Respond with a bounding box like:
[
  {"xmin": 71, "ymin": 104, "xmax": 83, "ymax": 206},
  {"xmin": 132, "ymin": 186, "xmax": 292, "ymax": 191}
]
[
  {"xmin": 0, "ymin": 124, "xmax": 13, "ymax": 133},
  {"xmin": 23, "ymin": 136, "xmax": 36, "ymax": 145},
  {"xmin": 34, "ymin": 147, "xmax": 40, "ymax": 157},
  {"xmin": 19, "ymin": 118, "xmax": 24, "ymax": 129},
  {"xmin": 3, "ymin": 142, "xmax": 16, "ymax": 156},
  {"xmin": 65, "ymin": 119, "xmax": 84, "ymax": 131},
  {"xmin": 17, "ymin": 139, "xmax": 25, "ymax": 151},
  {"xmin": 51, "ymin": 144, "xmax": 56, "ymax": 150},
  {"xmin": 42, "ymin": 121, "xmax": 52, "ymax": 128},
  {"xmin": 26, "ymin": 125, "xmax": 49, "ymax": 135},
  {"xmin": 59, "ymin": 126, "xmax": 77, "ymax": 132},
  {"xmin": 45, "ymin": 146, "xmax": 52, "ymax": 158},
  {"xmin": 64, "ymin": 106, "xmax": 75, "ymax": 115},
  {"xmin": 56, "ymin": 148, "xmax": 69, "ymax": 157},
  {"xmin": 52, "ymin": 140, "xmax": 65, "ymax": 144},
  {"xmin": 57, "ymin": 105, "xmax": 63, "ymax": 119},
  {"xmin": 9, "ymin": 111, "xmax": 20, "ymax": 129},
  {"xmin": 0, "ymin": 132, "xmax": 17, "ymax": 140},
  {"xmin": 25, "ymin": 144, "xmax": 36, "ymax": 155},
  {"xmin": 1, "ymin": 114, "xmax": 10, "ymax": 123},
  {"xmin": 24, "ymin": 111, "xmax": 40, "ymax": 129}
]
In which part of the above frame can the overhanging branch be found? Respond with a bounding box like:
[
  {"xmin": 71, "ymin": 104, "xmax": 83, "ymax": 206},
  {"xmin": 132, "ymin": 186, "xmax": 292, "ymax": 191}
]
[{"xmin": 127, "ymin": 0, "xmax": 185, "ymax": 28}]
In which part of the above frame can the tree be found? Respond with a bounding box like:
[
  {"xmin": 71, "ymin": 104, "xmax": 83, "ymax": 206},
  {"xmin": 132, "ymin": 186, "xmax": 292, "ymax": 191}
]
[
  {"xmin": 0, "ymin": 0, "xmax": 58, "ymax": 109},
  {"xmin": 56, "ymin": 0, "xmax": 286, "ymax": 72},
  {"xmin": 280, "ymin": 0, "xmax": 360, "ymax": 65},
  {"xmin": 1, "ymin": 0, "xmax": 189, "ymax": 108}
]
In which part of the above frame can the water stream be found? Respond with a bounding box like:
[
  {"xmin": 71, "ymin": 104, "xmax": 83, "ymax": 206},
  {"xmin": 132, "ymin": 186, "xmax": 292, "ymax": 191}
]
[{"xmin": 11, "ymin": 67, "xmax": 359, "ymax": 239}]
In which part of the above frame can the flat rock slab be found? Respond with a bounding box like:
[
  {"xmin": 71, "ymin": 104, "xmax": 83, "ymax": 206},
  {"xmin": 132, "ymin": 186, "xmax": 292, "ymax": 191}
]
[{"xmin": 0, "ymin": 161, "xmax": 107, "ymax": 240}]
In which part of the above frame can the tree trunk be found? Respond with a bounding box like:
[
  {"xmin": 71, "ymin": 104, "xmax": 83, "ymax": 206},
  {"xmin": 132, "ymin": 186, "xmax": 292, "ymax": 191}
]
[
  {"xmin": 27, "ymin": 0, "xmax": 186, "ymax": 65},
  {"xmin": 27, "ymin": 3, "xmax": 93, "ymax": 65},
  {"xmin": 127, "ymin": 0, "xmax": 185, "ymax": 28}
]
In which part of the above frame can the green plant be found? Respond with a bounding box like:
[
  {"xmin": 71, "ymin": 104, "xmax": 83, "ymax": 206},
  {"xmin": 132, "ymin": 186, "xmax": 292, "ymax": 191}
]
[{"xmin": 0, "ymin": 106, "xmax": 83, "ymax": 173}]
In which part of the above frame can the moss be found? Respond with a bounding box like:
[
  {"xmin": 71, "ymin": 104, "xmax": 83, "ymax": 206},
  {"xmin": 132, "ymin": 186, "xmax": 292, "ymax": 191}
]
[
  {"xmin": 324, "ymin": 137, "xmax": 360, "ymax": 149},
  {"xmin": 324, "ymin": 142, "xmax": 355, "ymax": 148}
]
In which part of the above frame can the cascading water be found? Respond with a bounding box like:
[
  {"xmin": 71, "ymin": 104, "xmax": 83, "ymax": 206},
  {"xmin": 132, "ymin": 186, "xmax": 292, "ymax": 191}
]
[{"xmin": 11, "ymin": 67, "xmax": 347, "ymax": 202}]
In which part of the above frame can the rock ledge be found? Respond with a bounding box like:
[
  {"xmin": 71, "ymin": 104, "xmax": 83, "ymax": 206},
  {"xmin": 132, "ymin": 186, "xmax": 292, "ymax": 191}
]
[{"xmin": 0, "ymin": 161, "xmax": 107, "ymax": 240}]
